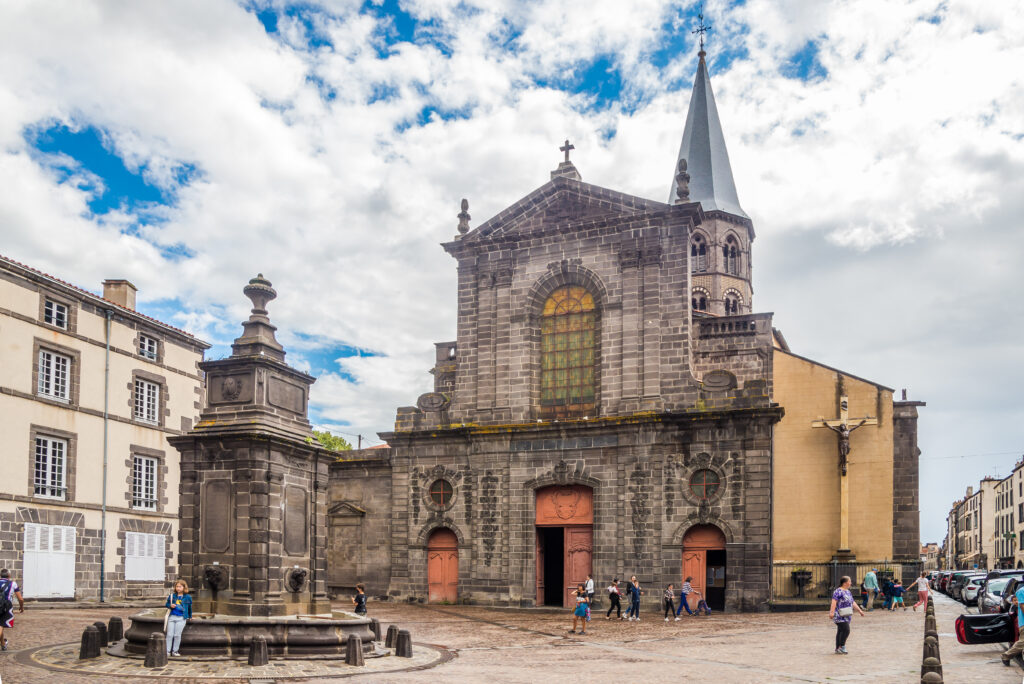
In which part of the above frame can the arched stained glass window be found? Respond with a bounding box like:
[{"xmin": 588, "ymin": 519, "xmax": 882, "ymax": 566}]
[{"xmin": 540, "ymin": 286, "xmax": 597, "ymax": 419}]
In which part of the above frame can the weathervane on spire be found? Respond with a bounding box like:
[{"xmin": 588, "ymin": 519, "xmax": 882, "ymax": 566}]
[{"xmin": 692, "ymin": 6, "xmax": 711, "ymax": 54}]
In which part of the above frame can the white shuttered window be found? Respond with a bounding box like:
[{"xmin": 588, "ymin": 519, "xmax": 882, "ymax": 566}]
[{"xmin": 125, "ymin": 532, "xmax": 165, "ymax": 581}]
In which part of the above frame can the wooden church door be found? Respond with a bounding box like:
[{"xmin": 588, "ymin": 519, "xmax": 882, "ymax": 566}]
[
  {"xmin": 427, "ymin": 528, "xmax": 458, "ymax": 603},
  {"xmin": 564, "ymin": 526, "xmax": 593, "ymax": 606},
  {"xmin": 682, "ymin": 550, "xmax": 706, "ymax": 603}
]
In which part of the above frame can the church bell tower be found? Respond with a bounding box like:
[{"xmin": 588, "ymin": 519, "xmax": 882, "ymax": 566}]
[{"xmin": 671, "ymin": 46, "xmax": 755, "ymax": 317}]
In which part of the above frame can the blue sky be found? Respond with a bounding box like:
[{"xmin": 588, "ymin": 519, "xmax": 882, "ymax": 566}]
[{"xmin": 2, "ymin": 0, "xmax": 1023, "ymax": 545}]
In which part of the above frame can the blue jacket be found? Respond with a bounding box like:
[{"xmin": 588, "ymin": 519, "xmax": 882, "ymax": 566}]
[{"xmin": 166, "ymin": 592, "xmax": 192, "ymax": 619}]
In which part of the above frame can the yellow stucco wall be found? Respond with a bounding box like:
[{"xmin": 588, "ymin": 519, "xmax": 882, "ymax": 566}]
[{"xmin": 772, "ymin": 349, "xmax": 895, "ymax": 562}]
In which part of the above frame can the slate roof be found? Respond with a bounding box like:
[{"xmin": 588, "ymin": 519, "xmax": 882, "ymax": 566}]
[{"xmin": 668, "ymin": 51, "xmax": 749, "ymax": 219}]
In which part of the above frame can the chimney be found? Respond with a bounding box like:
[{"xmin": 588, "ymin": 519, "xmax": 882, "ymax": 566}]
[{"xmin": 103, "ymin": 279, "xmax": 137, "ymax": 310}]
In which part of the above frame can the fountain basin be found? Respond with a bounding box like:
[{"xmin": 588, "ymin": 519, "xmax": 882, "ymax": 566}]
[{"xmin": 118, "ymin": 609, "xmax": 376, "ymax": 659}]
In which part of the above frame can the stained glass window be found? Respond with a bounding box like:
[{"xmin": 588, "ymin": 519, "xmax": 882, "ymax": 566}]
[{"xmin": 540, "ymin": 286, "xmax": 596, "ymax": 419}]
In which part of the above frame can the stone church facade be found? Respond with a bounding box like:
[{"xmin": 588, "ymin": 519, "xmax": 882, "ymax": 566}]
[{"xmin": 327, "ymin": 50, "xmax": 922, "ymax": 612}]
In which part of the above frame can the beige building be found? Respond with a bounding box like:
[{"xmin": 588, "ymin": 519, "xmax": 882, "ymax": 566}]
[
  {"xmin": 956, "ymin": 480, "xmax": 998, "ymax": 570},
  {"xmin": 921, "ymin": 543, "xmax": 939, "ymax": 571},
  {"xmin": 995, "ymin": 474, "xmax": 1016, "ymax": 568},
  {"xmin": 0, "ymin": 254, "xmax": 208, "ymax": 600}
]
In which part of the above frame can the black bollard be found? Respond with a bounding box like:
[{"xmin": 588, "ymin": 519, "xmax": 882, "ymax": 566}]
[
  {"xmin": 370, "ymin": 617, "xmax": 382, "ymax": 642},
  {"xmin": 108, "ymin": 616, "xmax": 124, "ymax": 643},
  {"xmin": 385, "ymin": 624, "xmax": 400, "ymax": 649},
  {"xmin": 79, "ymin": 625, "xmax": 101, "ymax": 659},
  {"xmin": 93, "ymin": 620, "xmax": 109, "ymax": 646},
  {"xmin": 248, "ymin": 634, "xmax": 269, "ymax": 666},
  {"xmin": 144, "ymin": 632, "xmax": 167, "ymax": 668},
  {"xmin": 396, "ymin": 629, "xmax": 413, "ymax": 658},
  {"xmin": 345, "ymin": 634, "xmax": 365, "ymax": 666}
]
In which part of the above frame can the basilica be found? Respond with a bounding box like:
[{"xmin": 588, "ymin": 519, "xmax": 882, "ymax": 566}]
[{"xmin": 326, "ymin": 48, "xmax": 924, "ymax": 612}]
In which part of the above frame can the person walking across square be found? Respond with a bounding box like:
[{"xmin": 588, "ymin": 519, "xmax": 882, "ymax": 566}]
[
  {"xmin": 606, "ymin": 579, "xmax": 622, "ymax": 619},
  {"xmin": 675, "ymin": 577, "xmax": 699, "ymax": 616},
  {"xmin": 908, "ymin": 572, "xmax": 930, "ymax": 611},
  {"xmin": 863, "ymin": 569, "xmax": 879, "ymax": 610},
  {"xmin": 0, "ymin": 568, "xmax": 25, "ymax": 651},
  {"xmin": 663, "ymin": 584, "xmax": 676, "ymax": 621},
  {"xmin": 829, "ymin": 575, "xmax": 867, "ymax": 655}
]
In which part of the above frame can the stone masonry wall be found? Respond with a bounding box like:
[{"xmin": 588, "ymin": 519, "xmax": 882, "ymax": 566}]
[{"xmin": 893, "ymin": 400, "xmax": 925, "ymax": 565}]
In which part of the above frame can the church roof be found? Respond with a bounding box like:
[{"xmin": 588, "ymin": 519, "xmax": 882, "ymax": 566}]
[{"xmin": 668, "ymin": 51, "xmax": 749, "ymax": 220}]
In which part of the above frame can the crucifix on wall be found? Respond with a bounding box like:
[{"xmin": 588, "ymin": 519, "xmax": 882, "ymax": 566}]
[{"xmin": 812, "ymin": 396, "xmax": 877, "ymax": 476}]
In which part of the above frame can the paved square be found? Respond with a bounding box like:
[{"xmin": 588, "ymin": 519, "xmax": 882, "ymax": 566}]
[{"xmin": 0, "ymin": 595, "xmax": 1017, "ymax": 682}]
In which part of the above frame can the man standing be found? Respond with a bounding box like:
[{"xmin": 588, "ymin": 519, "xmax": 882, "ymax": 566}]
[
  {"xmin": 0, "ymin": 568, "xmax": 25, "ymax": 650},
  {"xmin": 1001, "ymin": 583, "xmax": 1024, "ymax": 666},
  {"xmin": 863, "ymin": 569, "xmax": 879, "ymax": 611}
]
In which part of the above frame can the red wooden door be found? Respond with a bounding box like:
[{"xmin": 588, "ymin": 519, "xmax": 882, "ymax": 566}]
[
  {"xmin": 564, "ymin": 526, "xmax": 593, "ymax": 607},
  {"xmin": 682, "ymin": 550, "xmax": 706, "ymax": 602},
  {"xmin": 427, "ymin": 529, "xmax": 458, "ymax": 603},
  {"xmin": 536, "ymin": 531, "xmax": 545, "ymax": 605}
]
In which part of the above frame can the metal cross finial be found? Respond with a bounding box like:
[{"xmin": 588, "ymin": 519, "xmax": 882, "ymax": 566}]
[
  {"xmin": 692, "ymin": 7, "xmax": 711, "ymax": 53},
  {"xmin": 560, "ymin": 139, "xmax": 575, "ymax": 163}
]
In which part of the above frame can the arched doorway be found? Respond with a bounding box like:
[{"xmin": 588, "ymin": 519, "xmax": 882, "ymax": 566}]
[
  {"xmin": 427, "ymin": 528, "xmax": 458, "ymax": 603},
  {"xmin": 535, "ymin": 485, "xmax": 593, "ymax": 607},
  {"xmin": 682, "ymin": 524, "xmax": 727, "ymax": 612}
]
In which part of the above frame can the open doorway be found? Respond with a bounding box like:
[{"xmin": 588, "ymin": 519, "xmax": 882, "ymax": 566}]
[
  {"xmin": 705, "ymin": 549, "xmax": 726, "ymax": 611},
  {"xmin": 537, "ymin": 527, "xmax": 564, "ymax": 606}
]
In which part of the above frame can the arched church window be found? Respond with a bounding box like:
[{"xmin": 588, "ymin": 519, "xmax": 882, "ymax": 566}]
[
  {"xmin": 724, "ymin": 291, "xmax": 741, "ymax": 315},
  {"xmin": 540, "ymin": 286, "xmax": 597, "ymax": 419},
  {"xmin": 692, "ymin": 288, "xmax": 709, "ymax": 312},
  {"xmin": 723, "ymin": 236, "xmax": 739, "ymax": 275},
  {"xmin": 691, "ymin": 234, "xmax": 707, "ymax": 272},
  {"xmin": 689, "ymin": 469, "xmax": 721, "ymax": 499}
]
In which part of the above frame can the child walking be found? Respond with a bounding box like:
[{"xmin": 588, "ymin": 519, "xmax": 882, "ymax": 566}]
[
  {"xmin": 663, "ymin": 583, "xmax": 676, "ymax": 621},
  {"xmin": 606, "ymin": 579, "xmax": 622, "ymax": 619},
  {"xmin": 889, "ymin": 579, "xmax": 906, "ymax": 611}
]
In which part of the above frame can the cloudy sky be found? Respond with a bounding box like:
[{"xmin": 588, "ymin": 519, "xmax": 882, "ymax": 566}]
[{"xmin": 1, "ymin": 0, "xmax": 1021, "ymax": 546}]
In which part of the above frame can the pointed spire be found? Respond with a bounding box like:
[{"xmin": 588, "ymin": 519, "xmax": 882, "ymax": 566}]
[{"xmin": 668, "ymin": 51, "xmax": 748, "ymax": 219}]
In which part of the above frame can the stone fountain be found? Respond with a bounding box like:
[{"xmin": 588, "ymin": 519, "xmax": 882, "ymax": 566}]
[{"xmin": 118, "ymin": 275, "xmax": 375, "ymax": 658}]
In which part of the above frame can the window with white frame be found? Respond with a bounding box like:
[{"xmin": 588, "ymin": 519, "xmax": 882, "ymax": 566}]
[
  {"xmin": 125, "ymin": 532, "xmax": 165, "ymax": 581},
  {"xmin": 37, "ymin": 349, "xmax": 70, "ymax": 401},
  {"xmin": 34, "ymin": 436, "xmax": 67, "ymax": 499},
  {"xmin": 133, "ymin": 379, "xmax": 159, "ymax": 424},
  {"xmin": 132, "ymin": 456, "xmax": 158, "ymax": 510},
  {"xmin": 43, "ymin": 299, "xmax": 68, "ymax": 329},
  {"xmin": 138, "ymin": 334, "xmax": 158, "ymax": 361}
]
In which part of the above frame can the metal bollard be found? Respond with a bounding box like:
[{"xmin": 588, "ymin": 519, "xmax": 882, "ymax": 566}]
[{"xmin": 345, "ymin": 634, "xmax": 365, "ymax": 666}]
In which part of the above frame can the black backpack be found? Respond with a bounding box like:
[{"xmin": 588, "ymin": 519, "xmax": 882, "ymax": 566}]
[{"xmin": 0, "ymin": 580, "xmax": 12, "ymax": 616}]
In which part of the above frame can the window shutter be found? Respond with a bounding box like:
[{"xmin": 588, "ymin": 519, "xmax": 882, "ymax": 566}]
[
  {"xmin": 24, "ymin": 523, "xmax": 39, "ymax": 552},
  {"xmin": 63, "ymin": 526, "xmax": 76, "ymax": 554}
]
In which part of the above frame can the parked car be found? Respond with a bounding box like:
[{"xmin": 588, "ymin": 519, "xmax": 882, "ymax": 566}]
[
  {"xmin": 956, "ymin": 611, "xmax": 1017, "ymax": 647},
  {"xmin": 979, "ymin": 578, "xmax": 1012, "ymax": 614},
  {"xmin": 964, "ymin": 576, "xmax": 988, "ymax": 605},
  {"xmin": 1001, "ymin": 576, "xmax": 1024, "ymax": 615},
  {"xmin": 938, "ymin": 571, "xmax": 953, "ymax": 593},
  {"xmin": 952, "ymin": 572, "xmax": 986, "ymax": 601}
]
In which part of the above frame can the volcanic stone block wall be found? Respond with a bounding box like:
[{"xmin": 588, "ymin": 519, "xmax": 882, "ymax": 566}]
[{"xmin": 893, "ymin": 400, "xmax": 925, "ymax": 569}]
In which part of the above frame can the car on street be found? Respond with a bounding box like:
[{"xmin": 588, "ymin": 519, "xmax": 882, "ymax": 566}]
[
  {"xmin": 979, "ymin": 577, "xmax": 1012, "ymax": 614},
  {"xmin": 952, "ymin": 572, "xmax": 986, "ymax": 601},
  {"xmin": 938, "ymin": 571, "xmax": 953, "ymax": 593},
  {"xmin": 963, "ymin": 576, "xmax": 988, "ymax": 605}
]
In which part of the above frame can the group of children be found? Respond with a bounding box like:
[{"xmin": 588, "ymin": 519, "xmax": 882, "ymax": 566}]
[
  {"xmin": 570, "ymin": 575, "xmax": 711, "ymax": 634},
  {"xmin": 859, "ymin": 576, "xmax": 908, "ymax": 611}
]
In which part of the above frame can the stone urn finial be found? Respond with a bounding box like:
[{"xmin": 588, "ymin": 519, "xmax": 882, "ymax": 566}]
[
  {"xmin": 675, "ymin": 158, "xmax": 691, "ymax": 203},
  {"xmin": 456, "ymin": 199, "xmax": 471, "ymax": 236},
  {"xmin": 244, "ymin": 274, "xmax": 277, "ymax": 317}
]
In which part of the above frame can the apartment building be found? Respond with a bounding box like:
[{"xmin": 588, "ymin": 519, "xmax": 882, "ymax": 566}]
[{"xmin": 0, "ymin": 254, "xmax": 208, "ymax": 600}]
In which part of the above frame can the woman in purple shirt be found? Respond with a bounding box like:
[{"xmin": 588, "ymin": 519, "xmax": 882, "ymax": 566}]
[{"xmin": 829, "ymin": 575, "xmax": 866, "ymax": 654}]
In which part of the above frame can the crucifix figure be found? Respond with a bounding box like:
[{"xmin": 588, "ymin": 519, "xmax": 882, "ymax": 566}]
[
  {"xmin": 560, "ymin": 139, "xmax": 575, "ymax": 163},
  {"xmin": 812, "ymin": 396, "xmax": 877, "ymax": 476}
]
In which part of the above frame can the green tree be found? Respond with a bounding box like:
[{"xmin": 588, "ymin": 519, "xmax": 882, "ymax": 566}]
[{"xmin": 312, "ymin": 429, "xmax": 353, "ymax": 452}]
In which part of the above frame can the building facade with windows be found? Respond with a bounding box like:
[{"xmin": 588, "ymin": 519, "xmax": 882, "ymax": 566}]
[
  {"xmin": 0, "ymin": 254, "xmax": 208, "ymax": 600},
  {"xmin": 995, "ymin": 474, "xmax": 1016, "ymax": 569},
  {"xmin": 326, "ymin": 48, "xmax": 923, "ymax": 611}
]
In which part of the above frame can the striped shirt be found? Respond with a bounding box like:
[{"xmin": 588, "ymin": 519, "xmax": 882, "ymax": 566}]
[{"xmin": 680, "ymin": 582, "xmax": 693, "ymax": 595}]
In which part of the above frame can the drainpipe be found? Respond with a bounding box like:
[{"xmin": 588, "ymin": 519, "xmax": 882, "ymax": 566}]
[{"xmin": 100, "ymin": 309, "xmax": 112, "ymax": 602}]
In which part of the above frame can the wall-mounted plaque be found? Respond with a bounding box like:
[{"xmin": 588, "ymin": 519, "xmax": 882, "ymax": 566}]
[
  {"xmin": 283, "ymin": 485, "xmax": 308, "ymax": 556},
  {"xmin": 268, "ymin": 377, "xmax": 305, "ymax": 414},
  {"xmin": 201, "ymin": 478, "xmax": 232, "ymax": 553},
  {"xmin": 209, "ymin": 373, "xmax": 254, "ymax": 404}
]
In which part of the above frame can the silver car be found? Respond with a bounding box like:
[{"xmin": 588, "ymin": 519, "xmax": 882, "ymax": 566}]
[{"xmin": 978, "ymin": 577, "xmax": 1010, "ymax": 613}]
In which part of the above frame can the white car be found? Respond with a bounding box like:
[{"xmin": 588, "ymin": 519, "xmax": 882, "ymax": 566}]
[{"xmin": 962, "ymin": 576, "xmax": 987, "ymax": 605}]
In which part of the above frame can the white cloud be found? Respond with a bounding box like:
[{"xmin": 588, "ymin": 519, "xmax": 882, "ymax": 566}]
[{"xmin": 0, "ymin": 0, "xmax": 1021, "ymax": 545}]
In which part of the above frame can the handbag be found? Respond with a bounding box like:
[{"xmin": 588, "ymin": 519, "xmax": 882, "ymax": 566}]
[{"xmin": 838, "ymin": 606, "xmax": 854, "ymax": 617}]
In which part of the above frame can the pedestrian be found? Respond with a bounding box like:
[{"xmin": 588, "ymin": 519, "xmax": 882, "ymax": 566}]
[
  {"xmin": 675, "ymin": 576, "xmax": 698, "ymax": 616},
  {"xmin": 663, "ymin": 583, "xmax": 676, "ymax": 621},
  {"xmin": 568, "ymin": 583, "xmax": 589, "ymax": 635},
  {"xmin": 858, "ymin": 579, "xmax": 869, "ymax": 609},
  {"xmin": 606, "ymin": 579, "xmax": 622, "ymax": 619},
  {"xmin": 624, "ymin": 575, "xmax": 643, "ymax": 621},
  {"xmin": 889, "ymin": 579, "xmax": 906, "ymax": 611},
  {"xmin": 863, "ymin": 568, "xmax": 879, "ymax": 610},
  {"xmin": 165, "ymin": 579, "xmax": 192, "ymax": 656},
  {"xmin": 585, "ymin": 573, "xmax": 595, "ymax": 607},
  {"xmin": 352, "ymin": 583, "xmax": 367, "ymax": 615},
  {"xmin": 880, "ymin": 575, "xmax": 893, "ymax": 610},
  {"xmin": 829, "ymin": 575, "xmax": 866, "ymax": 655},
  {"xmin": 1002, "ymin": 585, "xmax": 1024, "ymax": 666},
  {"xmin": 908, "ymin": 572, "xmax": 930, "ymax": 611},
  {"xmin": 0, "ymin": 568, "xmax": 25, "ymax": 651}
]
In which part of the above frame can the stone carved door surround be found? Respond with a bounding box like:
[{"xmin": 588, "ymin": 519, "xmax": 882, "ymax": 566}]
[{"xmin": 535, "ymin": 485, "xmax": 593, "ymax": 607}]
